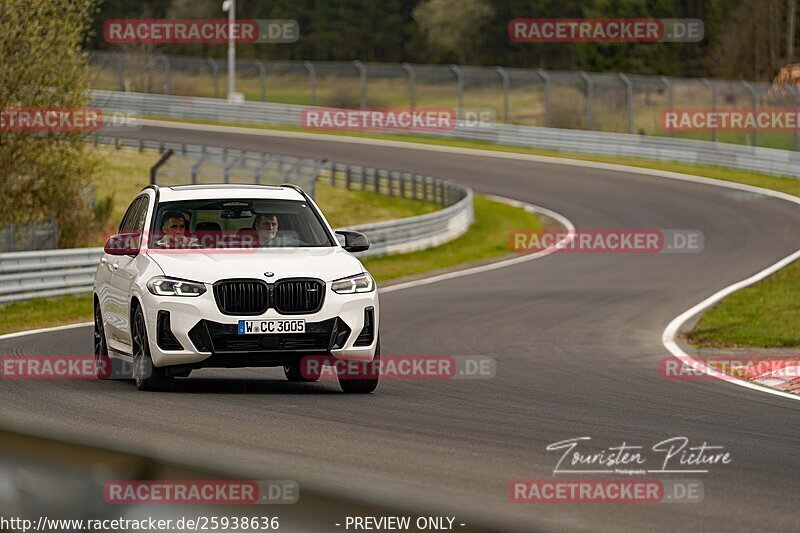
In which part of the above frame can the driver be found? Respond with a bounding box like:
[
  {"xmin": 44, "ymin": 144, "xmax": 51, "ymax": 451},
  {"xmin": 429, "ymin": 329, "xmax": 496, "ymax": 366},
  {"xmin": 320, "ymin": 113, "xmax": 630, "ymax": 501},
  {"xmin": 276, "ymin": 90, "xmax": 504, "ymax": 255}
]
[
  {"xmin": 156, "ymin": 210, "xmax": 195, "ymax": 248},
  {"xmin": 253, "ymin": 213, "xmax": 279, "ymax": 246}
]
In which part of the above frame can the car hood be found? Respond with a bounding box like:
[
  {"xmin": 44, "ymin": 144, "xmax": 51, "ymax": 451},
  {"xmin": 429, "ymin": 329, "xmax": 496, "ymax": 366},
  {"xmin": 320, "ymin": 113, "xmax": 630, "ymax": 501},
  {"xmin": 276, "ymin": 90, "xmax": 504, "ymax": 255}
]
[{"xmin": 146, "ymin": 247, "xmax": 365, "ymax": 284}]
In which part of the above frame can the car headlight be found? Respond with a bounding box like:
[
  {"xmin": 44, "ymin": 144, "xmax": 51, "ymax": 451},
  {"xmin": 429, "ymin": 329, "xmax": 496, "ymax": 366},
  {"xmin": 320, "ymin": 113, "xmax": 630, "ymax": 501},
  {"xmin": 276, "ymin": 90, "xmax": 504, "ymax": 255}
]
[
  {"xmin": 147, "ymin": 276, "xmax": 207, "ymax": 297},
  {"xmin": 331, "ymin": 272, "xmax": 375, "ymax": 294}
]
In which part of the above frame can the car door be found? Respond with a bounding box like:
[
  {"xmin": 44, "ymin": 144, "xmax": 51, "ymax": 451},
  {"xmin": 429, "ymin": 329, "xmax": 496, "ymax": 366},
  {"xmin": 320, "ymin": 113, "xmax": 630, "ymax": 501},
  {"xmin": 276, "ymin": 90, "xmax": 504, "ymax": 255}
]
[{"xmin": 105, "ymin": 194, "xmax": 149, "ymax": 353}]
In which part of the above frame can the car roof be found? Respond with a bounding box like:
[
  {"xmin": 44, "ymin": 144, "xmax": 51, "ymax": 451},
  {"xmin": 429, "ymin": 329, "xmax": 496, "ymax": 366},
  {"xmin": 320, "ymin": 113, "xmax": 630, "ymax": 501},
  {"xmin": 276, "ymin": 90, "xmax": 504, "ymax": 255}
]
[{"xmin": 153, "ymin": 184, "xmax": 307, "ymax": 203}]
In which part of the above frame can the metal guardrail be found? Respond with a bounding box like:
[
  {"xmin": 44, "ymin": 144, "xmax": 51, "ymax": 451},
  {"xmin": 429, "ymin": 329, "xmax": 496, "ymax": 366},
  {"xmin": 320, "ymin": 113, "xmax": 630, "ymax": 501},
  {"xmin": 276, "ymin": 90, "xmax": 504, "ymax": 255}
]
[
  {"xmin": 92, "ymin": 90, "xmax": 800, "ymax": 180},
  {"xmin": 0, "ymin": 161, "xmax": 472, "ymax": 304}
]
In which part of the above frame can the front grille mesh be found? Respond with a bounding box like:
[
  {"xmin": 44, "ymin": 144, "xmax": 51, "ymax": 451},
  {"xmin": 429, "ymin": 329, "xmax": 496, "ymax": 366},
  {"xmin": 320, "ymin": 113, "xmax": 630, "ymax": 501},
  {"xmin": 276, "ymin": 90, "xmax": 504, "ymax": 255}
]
[
  {"xmin": 273, "ymin": 279, "xmax": 325, "ymax": 314},
  {"xmin": 214, "ymin": 280, "xmax": 269, "ymax": 315}
]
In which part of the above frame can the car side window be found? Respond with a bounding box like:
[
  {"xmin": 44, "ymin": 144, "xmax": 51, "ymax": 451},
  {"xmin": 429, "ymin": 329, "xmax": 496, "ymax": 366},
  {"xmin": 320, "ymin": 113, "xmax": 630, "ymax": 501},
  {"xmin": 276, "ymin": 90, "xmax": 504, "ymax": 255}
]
[
  {"xmin": 132, "ymin": 196, "xmax": 150, "ymax": 232},
  {"xmin": 119, "ymin": 196, "xmax": 147, "ymax": 233}
]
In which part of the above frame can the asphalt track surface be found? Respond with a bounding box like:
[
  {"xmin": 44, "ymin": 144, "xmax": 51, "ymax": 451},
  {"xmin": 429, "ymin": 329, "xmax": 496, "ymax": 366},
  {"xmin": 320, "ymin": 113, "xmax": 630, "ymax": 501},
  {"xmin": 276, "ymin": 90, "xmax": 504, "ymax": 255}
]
[{"xmin": 3, "ymin": 124, "xmax": 800, "ymax": 532}]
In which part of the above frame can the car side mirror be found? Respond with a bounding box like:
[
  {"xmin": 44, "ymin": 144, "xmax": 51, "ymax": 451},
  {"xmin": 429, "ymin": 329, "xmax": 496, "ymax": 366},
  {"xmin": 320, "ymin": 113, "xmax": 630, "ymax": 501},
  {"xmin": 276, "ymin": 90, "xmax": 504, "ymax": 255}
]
[
  {"xmin": 104, "ymin": 232, "xmax": 141, "ymax": 256},
  {"xmin": 335, "ymin": 230, "xmax": 369, "ymax": 253}
]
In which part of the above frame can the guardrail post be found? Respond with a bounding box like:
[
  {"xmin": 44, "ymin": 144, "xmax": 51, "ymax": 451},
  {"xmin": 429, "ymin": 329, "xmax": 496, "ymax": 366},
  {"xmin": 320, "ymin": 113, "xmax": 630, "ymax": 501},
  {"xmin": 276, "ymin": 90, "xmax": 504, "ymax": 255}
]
[
  {"xmin": 354, "ymin": 60, "xmax": 367, "ymax": 110},
  {"xmin": 703, "ymin": 79, "xmax": 717, "ymax": 142},
  {"xmin": 207, "ymin": 58, "xmax": 220, "ymax": 98},
  {"xmin": 660, "ymin": 76, "xmax": 673, "ymax": 138},
  {"xmin": 495, "ymin": 66, "xmax": 510, "ymax": 123},
  {"xmin": 619, "ymin": 73, "xmax": 633, "ymax": 134},
  {"xmin": 345, "ymin": 165, "xmax": 352, "ymax": 189},
  {"xmin": 450, "ymin": 65, "xmax": 464, "ymax": 120},
  {"xmin": 304, "ymin": 61, "xmax": 317, "ymax": 106},
  {"xmin": 741, "ymin": 81, "xmax": 758, "ymax": 146},
  {"xmin": 403, "ymin": 63, "xmax": 416, "ymax": 111},
  {"xmin": 579, "ymin": 71, "xmax": 593, "ymax": 130},
  {"xmin": 537, "ymin": 69, "xmax": 551, "ymax": 127},
  {"xmin": 255, "ymin": 59, "xmax": 267, "ymax": 101}
]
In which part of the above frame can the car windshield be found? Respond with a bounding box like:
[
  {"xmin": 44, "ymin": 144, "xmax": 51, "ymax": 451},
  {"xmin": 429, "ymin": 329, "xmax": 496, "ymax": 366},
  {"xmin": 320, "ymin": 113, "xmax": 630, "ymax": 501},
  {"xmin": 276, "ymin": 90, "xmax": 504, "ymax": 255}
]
[{"xmin": 152, "ymin": 198, "xmax": 334, "ymax": 249}]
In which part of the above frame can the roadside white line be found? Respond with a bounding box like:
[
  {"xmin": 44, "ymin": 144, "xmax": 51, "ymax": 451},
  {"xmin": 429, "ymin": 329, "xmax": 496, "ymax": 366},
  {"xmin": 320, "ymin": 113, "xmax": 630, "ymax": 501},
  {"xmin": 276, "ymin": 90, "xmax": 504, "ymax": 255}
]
[
  {"xmin": 0, "ymin": 321, "xmax": 93, "ymax": 341},
  {"xmin": 30, "ymin": 120, "xmax": 800, "ymax": 401}
]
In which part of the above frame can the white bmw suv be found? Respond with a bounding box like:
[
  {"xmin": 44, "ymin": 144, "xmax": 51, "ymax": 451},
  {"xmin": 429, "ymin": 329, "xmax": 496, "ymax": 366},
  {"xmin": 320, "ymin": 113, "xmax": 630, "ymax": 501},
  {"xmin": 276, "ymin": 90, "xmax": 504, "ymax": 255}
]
[{"xmin": 93, "ymin": 183, "xmax": 380, "ymax": 393}]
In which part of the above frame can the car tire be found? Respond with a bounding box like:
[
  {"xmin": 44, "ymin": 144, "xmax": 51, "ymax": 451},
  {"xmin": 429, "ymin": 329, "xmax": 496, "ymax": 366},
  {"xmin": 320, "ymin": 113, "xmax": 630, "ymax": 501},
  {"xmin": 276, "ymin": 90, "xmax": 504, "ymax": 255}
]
[
  {"xmin": 337, "ymin": 337, "xmax": 380, "ymax": 394},
  {"xmin": 132, "ymin": 307, "xmax": 172, "ymax": 391},
  {"xmin": 93, "ymin": 303, "xmax": 111, "ymax": 380},
  {"xmin": 284, "ymin": 359, "xmax": 321, "ymax": 382}
]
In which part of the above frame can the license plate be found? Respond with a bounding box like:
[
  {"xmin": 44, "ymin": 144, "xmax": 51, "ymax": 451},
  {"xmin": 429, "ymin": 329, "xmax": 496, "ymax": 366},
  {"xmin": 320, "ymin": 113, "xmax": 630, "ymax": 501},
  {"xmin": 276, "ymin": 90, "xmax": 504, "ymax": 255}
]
[{"xmin": 238, "ymin": 319, "xmax": 306, "ymax": 335}]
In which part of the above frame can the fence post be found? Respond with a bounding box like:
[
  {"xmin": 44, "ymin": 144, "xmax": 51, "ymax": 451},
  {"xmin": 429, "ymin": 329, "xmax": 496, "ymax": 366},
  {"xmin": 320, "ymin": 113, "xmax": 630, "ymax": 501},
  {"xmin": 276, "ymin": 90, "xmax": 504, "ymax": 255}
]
[
  {"xmin": 793, "ymin": 87, "xmax": 800, "ymax": 151},
  {"xmin": 402, "ymin": 63, "xmax": 416, "ymax": 111},
  {"xmin": 537, "ymin": 69, "xmax": 551, "ymax": 127},
  {"xmin": 618, "ymin": 73, "xmax": 633, "ymax": 134},
  {"xmin": 304, "ymin": 61, "xmax": 317, "ymax": 105},
  {"xmin": 52, "ymin": 219, "xmax": 58, "ymax": 249},
  {"xmin": 450, "ymin": 65, "xmax": 464, "ymax": 120},
  {"xmin": 703, "ymin": 79, "xmax": 717, "ymax": 142},
  {"xmin": 579, "ymin": 71, "xmax": 593, "ymax": 130},
  {"xmin": 495, "ymin": 66, "xmax": 510, "ymax": 123},
  {"xmin": 115, "ymin": 52, "xmax": 125, "ymax": 91},
  {"xmin": 156, "ymin": 53, "xmax": 171, "ymax": 94},
  {"xmin": 207, "ymin": 58, "xmax": 220, "ymax": 98},
  {"xmin": 345, "ymin": 165, "xmax": 352, "ymax": 189},
  {"xmin": 255, "ymin": 59, "xmax": 267, "ymax": 101},
  {"xmin": 741, "ymin": 81, "xmax": 757, "ymax": 146},
  {"xmin": 354, "ymin": 60, "xmax": 367, "ymax": 109},
  {"xmin": 660, "ymin": 76, "xmax": 673, "ymax": 138}
]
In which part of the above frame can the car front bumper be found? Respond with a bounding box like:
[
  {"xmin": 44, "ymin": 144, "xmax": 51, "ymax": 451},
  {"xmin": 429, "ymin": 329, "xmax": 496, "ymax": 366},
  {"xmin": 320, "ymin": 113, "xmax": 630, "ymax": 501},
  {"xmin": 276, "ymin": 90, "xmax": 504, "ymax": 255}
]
[{"xmin": 141, "ymin": 285, "xmax": 379, "ymax": 368}]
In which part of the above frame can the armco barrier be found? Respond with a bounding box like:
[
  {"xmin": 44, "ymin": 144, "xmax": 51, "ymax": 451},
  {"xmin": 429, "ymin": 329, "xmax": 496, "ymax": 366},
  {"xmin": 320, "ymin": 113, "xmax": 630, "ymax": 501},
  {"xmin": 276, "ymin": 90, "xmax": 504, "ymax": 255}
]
[
  {"xmin": 0, "ymin": 163, "xmax": 472, "ymax": 304},
  {"xmin": 92, "ymin": 90, "xmax": 800, "ymax": 180}
]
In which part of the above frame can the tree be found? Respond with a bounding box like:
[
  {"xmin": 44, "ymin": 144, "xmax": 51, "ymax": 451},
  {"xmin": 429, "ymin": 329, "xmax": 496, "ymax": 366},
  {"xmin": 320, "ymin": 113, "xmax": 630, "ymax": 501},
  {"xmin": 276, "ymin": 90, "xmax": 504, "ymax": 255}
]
[
  {"xmin": 413, "ymin": 0, "xmax": 493, "ymax": 64},
  {"xmin": 0, "ymin": 0, "xmax": 101, "ymax": 246}
]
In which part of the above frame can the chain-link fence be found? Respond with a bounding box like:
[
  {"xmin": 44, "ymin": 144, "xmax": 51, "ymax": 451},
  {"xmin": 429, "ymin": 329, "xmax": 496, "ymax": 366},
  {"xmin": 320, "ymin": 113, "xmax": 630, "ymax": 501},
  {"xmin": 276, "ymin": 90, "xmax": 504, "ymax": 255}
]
[
  {"xmin": 92, "ymin": 135, "xmax": 325, "ymax": 196},
  {"xmin": 0, "ymin": 220, "xmax": 58, "ymax": 253},
  {"xmin": 89, "ymin": 51, "xmax": 800, "ymax": 151}
]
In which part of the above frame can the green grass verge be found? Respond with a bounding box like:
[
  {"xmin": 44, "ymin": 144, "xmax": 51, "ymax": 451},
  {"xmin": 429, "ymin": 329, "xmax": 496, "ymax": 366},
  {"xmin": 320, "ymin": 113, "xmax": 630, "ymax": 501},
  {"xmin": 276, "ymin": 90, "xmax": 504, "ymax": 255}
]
[
  {"xmin": 685, "ymin": 262, "xmax": 800, "ymax": 348},
  {"xmin": 0, "ymin": 194, "xmax": 540, "ymax": 335},
  {"xmin": 363, "ymin": 194, "xmax": 540, "ymax": 282},
  {"xmin": 0, "ymin": 294, "xmax": 93, "ymax": 336}
]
